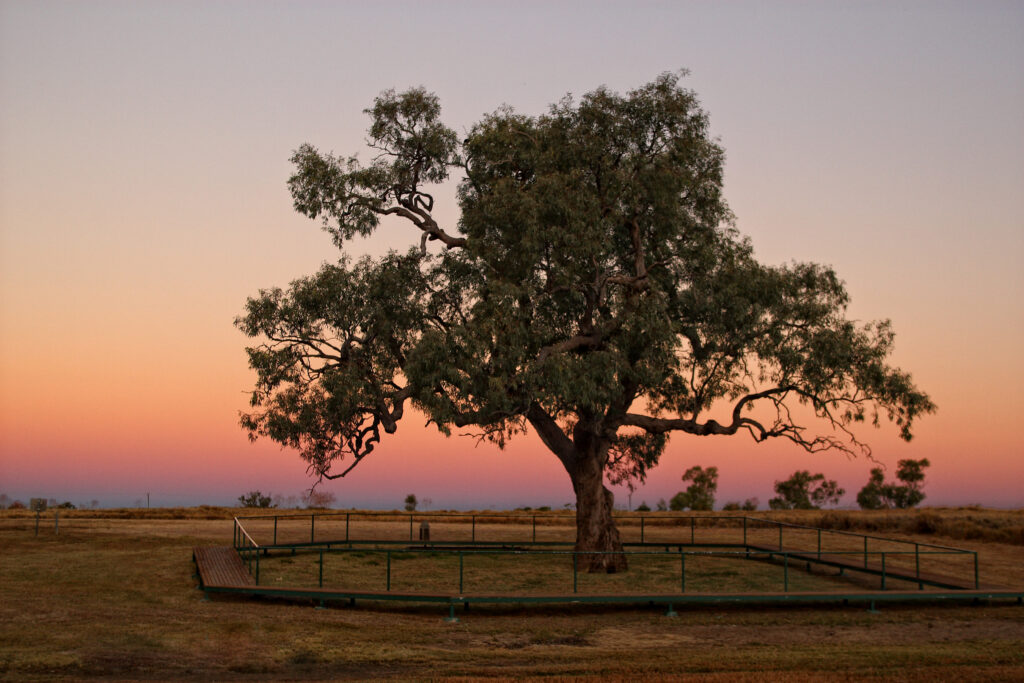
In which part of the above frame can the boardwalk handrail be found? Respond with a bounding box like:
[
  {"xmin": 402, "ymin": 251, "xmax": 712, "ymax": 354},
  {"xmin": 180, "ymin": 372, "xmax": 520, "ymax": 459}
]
[{"xmin": 233, "ymin": 511, "xmax": 972, "ymax": 558}]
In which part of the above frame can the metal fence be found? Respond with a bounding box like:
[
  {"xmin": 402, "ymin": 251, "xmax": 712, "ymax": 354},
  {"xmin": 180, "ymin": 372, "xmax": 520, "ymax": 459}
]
[{"xmin": 232, "ymin": 511, "xmax": 980, "ymax": 594}]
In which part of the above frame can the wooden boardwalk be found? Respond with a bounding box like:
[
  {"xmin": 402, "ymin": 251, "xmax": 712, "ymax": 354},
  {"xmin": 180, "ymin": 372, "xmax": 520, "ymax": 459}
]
[{"xmin": 193, "ymin": 546, "xmax": 255, "ymax": 588}]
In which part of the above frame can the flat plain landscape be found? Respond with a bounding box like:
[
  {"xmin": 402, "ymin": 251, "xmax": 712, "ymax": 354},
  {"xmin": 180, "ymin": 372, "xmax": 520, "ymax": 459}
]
[{"xmin": 1, "ymin": 508, "xmax": 1023, "ymax": 681}]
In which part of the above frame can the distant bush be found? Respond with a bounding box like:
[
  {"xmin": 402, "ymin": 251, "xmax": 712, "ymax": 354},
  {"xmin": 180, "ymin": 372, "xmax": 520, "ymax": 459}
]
[
  {"xmin": 857, "ymin": 459, "xmax": 930, "ymax": 509},
  {"xmin": 237, "ymin": 491, "xmax": 274, "ymax": 508},
  {"xmin": 670, "ymin": 466, "xmax": 718, "ymax": 511},
  {"xmin": 770, "ymin": 471, "xmax": 843, "ymax": 510},
  {"xmin": 302, "ymin": 490, "xmax": 336, "ymax": 510},
  {"xmin": 636, "ymin": 502, "xmax": 651, "ymax": 512}
]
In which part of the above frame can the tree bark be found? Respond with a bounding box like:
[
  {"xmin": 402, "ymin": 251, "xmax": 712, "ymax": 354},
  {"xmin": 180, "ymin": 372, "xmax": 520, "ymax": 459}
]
[
  {"xmin": 526, "ymin": 403, "xmax": 627, "ymax": 572},
  {"xmin": 570, "ymin": 446, "xmax": 628, "ymax": 573}
]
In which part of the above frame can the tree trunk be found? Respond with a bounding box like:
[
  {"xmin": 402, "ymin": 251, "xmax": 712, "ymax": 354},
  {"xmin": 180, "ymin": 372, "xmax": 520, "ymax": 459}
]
[{"xmin": 571, "ymin": 449, "xmax": 628, "ymax": 573}]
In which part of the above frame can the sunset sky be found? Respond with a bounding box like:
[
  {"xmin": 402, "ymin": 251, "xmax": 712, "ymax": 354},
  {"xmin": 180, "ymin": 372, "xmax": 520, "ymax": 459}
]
[{"xmin": 1, "ymin": 1, "xmax": 1021, "ymax": 510}]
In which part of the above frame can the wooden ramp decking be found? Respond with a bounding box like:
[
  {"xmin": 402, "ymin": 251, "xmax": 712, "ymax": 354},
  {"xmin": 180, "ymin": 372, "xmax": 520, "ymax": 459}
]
[{"xmin": 193, "ymin": 546, "xmax": 255, "ymax": 588}]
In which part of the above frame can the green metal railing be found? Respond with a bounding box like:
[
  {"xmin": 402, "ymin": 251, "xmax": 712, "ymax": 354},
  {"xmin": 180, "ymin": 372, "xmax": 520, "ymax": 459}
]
[
  {"xmin": 231, "ymin": 512, "xmax": 980, "ymax": 592},
  {"xmin": 241, "ymin": 545, "xmax": 976, "ymax": 597}
]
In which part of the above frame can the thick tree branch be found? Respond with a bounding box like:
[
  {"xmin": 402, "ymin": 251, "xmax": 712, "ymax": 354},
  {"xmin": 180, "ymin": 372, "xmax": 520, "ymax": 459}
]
[{"xmin": 526, "ymin": 402, "xmax": 578, "ymax": 476}]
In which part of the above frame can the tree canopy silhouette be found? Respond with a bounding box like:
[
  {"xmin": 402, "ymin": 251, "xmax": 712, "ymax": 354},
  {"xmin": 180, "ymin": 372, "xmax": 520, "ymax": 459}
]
[{"xmin": 237, "ymin": 72, "xmax": 934, "ymax": 571}]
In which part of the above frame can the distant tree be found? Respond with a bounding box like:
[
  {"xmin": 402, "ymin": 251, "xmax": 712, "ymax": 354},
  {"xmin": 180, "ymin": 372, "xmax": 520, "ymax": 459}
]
[
  {"xmin": 89, "ymin": 499, "xmax": 99, "ymax": 509},
  {"xmin": 636, "ymin": 501, "xmax": 651, "ymax": 512},
  {"xmin": 302, "ymin": 489, "xmax": 336, "ymax": 509},
  {"xmin": 237, "ymin": 73, "xmax": 933, "ymax": 572},
  {"xmin": 722, "ymin": 501, "xmax": 741, "ymax": 511},
  {"xmin": 857, "ymin": 458, "xmax": 930, "ymax": 509},
  {"xmin": 404, "ymin": 494, "xmax": 418, "ymax": 512},
  {"xmin": 669, "ymin": 466, "xmax": 718, "ymax": 511},
  {"xmin": 742, "ymin": 497, "xmax": 759, "ymax": 511},
  {"xmin": 769, "ymin": 471, "xmax": 844, "ymax": 510},
  {"xmin": 238, "ymin": 490, "xmax": 275, "ymax": 508},
  {"xmin": 656, "ymin": 499, "xmax": 668, "ymax": 512},
  {"xmin": 55, "ymin": 501, "xmax": 76, "ymax": 510},
  {"xmin": 9, "ymin": 500, "xmax": 26, "ymax": 509}
]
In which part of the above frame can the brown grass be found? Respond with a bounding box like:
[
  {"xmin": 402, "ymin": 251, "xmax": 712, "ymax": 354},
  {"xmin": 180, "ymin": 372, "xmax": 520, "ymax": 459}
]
[{"xmin": 1, "ymin": 510, "xmax": 1022, "ymax": 680}]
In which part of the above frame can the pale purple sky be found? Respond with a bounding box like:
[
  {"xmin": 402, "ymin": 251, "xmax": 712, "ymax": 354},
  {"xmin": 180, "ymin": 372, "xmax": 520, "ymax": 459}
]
[{"xmin": 1, "ymin": 1, "xmax": 1022, "ymax": 508}]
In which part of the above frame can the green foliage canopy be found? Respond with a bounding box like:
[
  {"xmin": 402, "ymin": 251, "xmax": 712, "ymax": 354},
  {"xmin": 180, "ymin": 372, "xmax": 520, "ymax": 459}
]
[
  {"xmin": 237, "ymin": 73, "xmax": 933, "ymax": 537},
  {"xmin": 669, "ymin": 465, "xmax": 718, "ymax": 511},
  {"xmin": 857, "ymin": 458, "xmax": 931, "ymax": 509},
  {"xmin": 769, "ymin": 470, "xmax": 845, "ymax": 510}
]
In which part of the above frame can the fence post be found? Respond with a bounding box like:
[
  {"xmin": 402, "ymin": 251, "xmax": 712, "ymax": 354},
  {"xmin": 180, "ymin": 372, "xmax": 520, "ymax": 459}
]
[
  {"xmin": 915, "ymin": 543, "xmax": 921, "ymax": 588},
  {"xmin": 532, "ymin": 515, "xmax": 537, "ymax": 543},
  {"xmin": 311, "ymin": 514, "xmax": 316, "ymax": 544},
  {"xmin": 345, "ymin": 513, "xmax": 350, "ymax": 543},
  {"xmin": 690, "ymin": 517, "xmax": 695, "ymax": 545},
  {"xmin": 273, "ymin": 516, "xmax": 278, "ymax": 546},
  {"xmin": 680, "ymin": 551, "xmax": 686, "ymax": 593}
]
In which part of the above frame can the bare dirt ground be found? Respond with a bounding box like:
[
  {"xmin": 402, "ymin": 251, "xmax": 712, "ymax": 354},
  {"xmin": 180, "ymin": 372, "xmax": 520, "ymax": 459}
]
[{"xmin": 1, "ymin": 513, "xmax": 1022, "ymax": 681}]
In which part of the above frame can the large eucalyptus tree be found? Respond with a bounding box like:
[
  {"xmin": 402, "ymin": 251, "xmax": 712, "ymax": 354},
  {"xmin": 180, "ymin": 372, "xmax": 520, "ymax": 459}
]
[{"xmin": 238, "ymin": 73, "xmax": 933, "ymax": 571}]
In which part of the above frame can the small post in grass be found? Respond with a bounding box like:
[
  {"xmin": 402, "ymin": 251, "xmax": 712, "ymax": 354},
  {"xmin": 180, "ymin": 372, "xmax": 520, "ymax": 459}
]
[
  {"xmin": 783, "ymin": 553, "xmax": 789, "ymax": 592},
  {"xmin": 915, "ymin": 543, "xmax": 921, "ymax": 589},
  {"xmin": 680, "ymin": 551, "xmax": 686, "ymax": 593}
]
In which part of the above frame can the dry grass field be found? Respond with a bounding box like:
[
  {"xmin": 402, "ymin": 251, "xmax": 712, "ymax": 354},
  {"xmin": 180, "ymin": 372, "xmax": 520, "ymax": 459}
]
[{"xmin": 1, "ymin": 508, "xmax": 1023, "ymax": 681}]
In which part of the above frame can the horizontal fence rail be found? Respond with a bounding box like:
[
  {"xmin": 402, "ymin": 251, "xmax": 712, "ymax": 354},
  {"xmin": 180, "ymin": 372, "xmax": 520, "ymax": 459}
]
[
  {"xmin": 230, "ymin": 512, "xmax": 981, "ymax": 595},
  {"xmin": 236, "ymin": 546, "xmax": 984, "ymax": 596}
]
